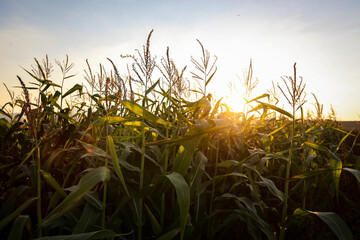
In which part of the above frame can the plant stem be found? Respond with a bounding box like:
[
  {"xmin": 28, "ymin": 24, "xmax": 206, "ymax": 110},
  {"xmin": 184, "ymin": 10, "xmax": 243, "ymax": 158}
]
[
  {"xmin": 102, "ymin": 119, "xmax": 109, "ymax": 229},
  {"xmin": 36, "ymin": 145, "xmax": 42, "ymax": 237},
  {"xmin": 280, "ymin": 106, "xmax": 295, "ymax": 240}
]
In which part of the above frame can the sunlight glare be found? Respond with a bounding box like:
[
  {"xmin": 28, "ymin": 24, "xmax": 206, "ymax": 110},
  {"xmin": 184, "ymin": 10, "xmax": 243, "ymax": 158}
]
[{"xmin": 224, "ymin": 93, "xmax": 246, "ymax": 113}]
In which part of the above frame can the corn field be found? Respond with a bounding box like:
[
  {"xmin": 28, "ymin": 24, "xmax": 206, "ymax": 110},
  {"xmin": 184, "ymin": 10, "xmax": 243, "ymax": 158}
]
[{"xmin": 0, "ymin": 31, "xmax": 359, "ymax": 240}]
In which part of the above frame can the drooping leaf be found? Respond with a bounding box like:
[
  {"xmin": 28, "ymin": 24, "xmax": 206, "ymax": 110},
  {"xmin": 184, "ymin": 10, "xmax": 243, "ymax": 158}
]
[
  {"xmin": 92, "ymin": 116, "xmax": 128, "ymax": 125},
  {"xmin": 0, "ymin": 197, "xmax": 37, "ymax": 230},
  {"xmin": 41, "ymin": 170, "xmax": 67, "ymax": 198},
  {"xmin": 107, "ymin": 136, "xmax": 130, "ymax": 197},
  {"xmin": 43, "ymin": 167, "xmax": 110, "ymax": 225},
  {"xmin": 35, "ymin": 230, "xmax": 122, "ymax": 240},
  {"xmin": 308, "ymin": 210, "xmax": 353, "ymax": 240},
  {"xmin": 78, "ymin": 141, "xmax": 106, "ymax": 158},
  {"xmin": 336, "ymin": 130, "xmax": 353, "ymax": 153},
  {"xmin": 291, "ymin": 168, "xmax": 337, "ymax": 180},
  {"xmin": 145, "ymin": 204, "xmax": 161, "ymax": 236},
  {"xmin": 62, "ymin": 84, "xmax": 83, "ymax": 98},
  {"xmin": 157, "ymin": 227, "xmax": 180, "ymax": 240},
  {"xmin": 72, "ymin": 203, "xmax": 101, "ymax": 234},
  {"xmin": 284, "ymin": 208, "xmax": 353, "ymax": 240},
  {"xmin": 210, "ymin": 97, "xmax": 223, "ymax": 117},
  {"xmin": 121, "ymin": 100, "xmax": 172, "ymax": 126},
  {"xmin": 244, "ymin": 164, "xmax": 284, "ymax": 201},
  {"xmin": 256, "ymin": 101, "xmax": 293, "ymax": 118},
  {"xmin": 7, "ymin": 215, "xmax": 31, "ymax": 240},
  {"xmin": 343, "ymin": 168, "xmax": 360, "ymax": 184},
  {"xmin": 165, "ymin": 172, "xmax": 190, "ymax": 240},
  {"xmin": 198, "ymin": 172, "xmax": 248, "ymax": 195},
  {"xmin": 145, "ymin": 79, "xmax": 160, "ymax": 95},
  {"xmin": 304, "ymin": 141, "xmax": 341, "ymax": 161},
  {"xmin": 246, "ymin": 94, "xmax": 270, "ymax": 104}
]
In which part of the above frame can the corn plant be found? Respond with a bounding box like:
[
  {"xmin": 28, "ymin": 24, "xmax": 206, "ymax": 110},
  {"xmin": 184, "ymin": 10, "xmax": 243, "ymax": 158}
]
[{"xmin": 0, "ymin": 32, "xmax": 359, "ymax": 240}]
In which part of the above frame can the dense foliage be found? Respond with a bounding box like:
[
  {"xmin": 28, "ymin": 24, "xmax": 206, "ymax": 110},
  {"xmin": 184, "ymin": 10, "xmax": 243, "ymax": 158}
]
[{"xmin": 1, "ymin": 31, "xmax": 359, "ymax": 240}]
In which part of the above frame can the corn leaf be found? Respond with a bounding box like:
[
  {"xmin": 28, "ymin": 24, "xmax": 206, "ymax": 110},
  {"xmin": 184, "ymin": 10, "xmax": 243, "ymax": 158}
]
[
  {"xmin": 308, "ymin": 210, "xmax": 353, "ymax": 240},
  {"xmin": 304, "ymin": 141, "xmax": 341, "ymax": 161},
  {"xmin": 0, "ymin": 197, "xmax": 37, "ymax": 230},
  {"xmin": 330, "ymin": 158, "xmax": 342, "ymax": 199},
  {"xmin": 107, "ymin": 136, "xmax": 130, "ymax": 197},
  {"xmin": 165, "ymin": 172, "xmax": 190, "ymax": 240},
  {"xmin": 92, "ymin": 116, "xmax": 128, "ymax": 125},
  {"xmin": 246, "ymin": 94, "xmax": 270, "ymax": 104},
  {"xmin": 145, "ymin": 79, "xmax": 160, "ymax": 95},
  {"xmin": 41, "ymin": 170, "xmax": 67, "ymax": 198},
  {"xmin": 7, "ymin": 215, "xmax": 31, "ymax": 240},
  {"xmin": 343, "ymin": 168, "xmax": 360, "ymax": 184},
  {"xmin": 72, "ymin": 203, "xmax": 100, "ymax": 234},
  {"xmin": 256, "ymin": 101, "xmax": 293, "ymax": 118},
  {"xmin": 62, "ymin": 84, "xmax": 83, "ymax": 98},
  {"xmin": 291, "ymin": 168, "xmax": 338, "ymax": 180},
  {"xmin": 35, "ymin": 230, "xmax": 121, "ymax": 240},
  {"xmin": 145, "ymin": 204, "xmax": 161, "ymax": 235},
  {"xmin": 43, "ymin": 167, "xmax": 110, "ymax": 224},
  {"xmin": 244, "ymin": 164, "xmax": 284, "ymax": 201},
  {"xmin": 157, "ymin": 228, "xmax": 180, "ymax": 240},
  {"xmin": 121, "ymin": 100, "xmax": 172, "ymax": 126}
]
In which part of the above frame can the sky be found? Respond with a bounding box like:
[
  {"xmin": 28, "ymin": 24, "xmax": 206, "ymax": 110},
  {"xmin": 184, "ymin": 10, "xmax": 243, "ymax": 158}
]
[{"xmin": 0, "ymin": 0, "xmax": 360, "ymax": 120}]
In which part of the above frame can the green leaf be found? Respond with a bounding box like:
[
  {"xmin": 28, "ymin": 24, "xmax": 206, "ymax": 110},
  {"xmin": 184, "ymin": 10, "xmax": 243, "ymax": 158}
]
[
  {"xmin": 172, "ymin": 138, "xmax": 198, "ymax": 176},
  {"xmin": 330, "ymin": 158, "xmax": 342, "ymax": 199},
  {"xmin": 157, "ymin": 228, "xmax": 180, "ymax": 240},
  {"xmin": 210, "ymin": 97, "xmax": 223, "ymax": 117},
  {"xmin": 343, "ymin": 168, "xmax": 360, "ymax": 184},
  {"xmin": 244, "ymin": 164, "xmax": 284, "ymax": 201},
  {"xmin": 78, "ymin": 141, "xmax": 106, "ymax": 158},
  {"xmin": 190, "ymin": 151, "xmax": 207, "ymax": 198},
  {"xmin": 145, "ymin": 204, "xmax": 161, "ymax": 235},
  {"xmin": 7, "ymin": 215, "xmax": 31, "ymax": 240},
  {"xmin": 216, "ymin": 160, "xmax": 240, "ymax": 168},
  {"xmin": 0, "ymin": 108, "xmax": 11, "ymax": 119},
  {"xmin": 256, "ymin": 101, "xmax": 293, "ymax": 118},
  {"xmin": 198, "ymin": 172, "xmax": 248, "ymax": 195},
  {"xmin": 43, "ymin": 167, "xmax": 110, "ymax": 225},
  {"xmin": 0, "ymin": 197, "xmax": 37, "ymax": 230},
  {"xmin": 35, "ymin": 230, "xmax": 122, "ymax": 240},
  {"xmin": 107, "ymin": 136, "xmax": 130, "ymax": 197},
  {"xmin": 336, "ymin": 130, "xmax": 353, "ymax": 153},
  {"xmin": 64, "ymin": 74, "xmax": 76, "ymax": 80},
  {"xmin": 284, "ymin": 208, "xmax": 353, "ymax": 240},
  {"xmin": 308, "ymin": 210, "xmax": 353, "ymax": 240},
  {"xmin": 146, "ymin": 79, "xmax": 160, "ymax": 95},
  {"xmin": 246, "ymin": 94, "xmax": 270, "ymax": 104},
  {"xmin": 205, "ymin": 68, "xmax": 217, "ymax": 87},
  {"xmin": 17, "ymin": 145, "xmax": 38, "ymax": 169},
  {"xmin": 117, "ymin": 146, "xmax": 140, "ymax": 172},
  {"xmin": 291, "ymin": 168, "xmax": 337, "ymax": 180},
  {"xmin": 62, "ymin": 84, "xmax": 83, "ymax": 98},
  {"xmin": 41, "ymin": 170, "xmax": 67, "ymax": 198},
  {"xmin": 72, "ymin": 203, "xmax": 101, "ymax": 234},
  {"xmin": 305, "ymin": 141, "xmax": 341, "ymax": 161},
  {"xmin": 165, "ymin": 172, "xmax": 190, "ymax": 240},
  {"xmin": 121, "ymin": 100, "xmax": 172, "ymax": 126},
  {"xmin": 92, "ymin": 116, "xmax": 128, "ymax": 125}
]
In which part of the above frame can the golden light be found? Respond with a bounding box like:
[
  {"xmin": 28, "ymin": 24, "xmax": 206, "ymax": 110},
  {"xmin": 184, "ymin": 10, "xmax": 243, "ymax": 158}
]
[{"xmin": 224, "ymin": 94, "xmax": 246, "ymax": 113}]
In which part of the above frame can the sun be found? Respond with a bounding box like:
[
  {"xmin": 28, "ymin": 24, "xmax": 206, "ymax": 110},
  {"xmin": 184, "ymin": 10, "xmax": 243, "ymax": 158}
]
[{"xmin": 224, "ymin": 93, "xmax": 246, "ymax": 113}]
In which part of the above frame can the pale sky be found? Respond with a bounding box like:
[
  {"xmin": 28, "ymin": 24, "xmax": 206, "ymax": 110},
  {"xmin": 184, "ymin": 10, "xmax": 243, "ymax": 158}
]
[{"xmin": 1, "ymin": 0, "xmax": 360, "ymax": 120}]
